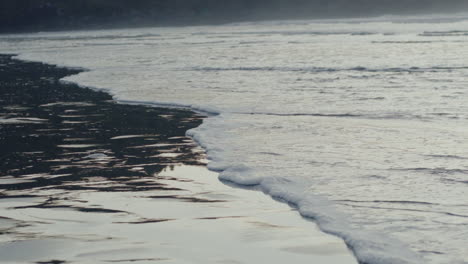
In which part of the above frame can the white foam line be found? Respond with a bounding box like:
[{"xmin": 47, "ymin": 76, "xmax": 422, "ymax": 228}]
[{"xmin": 186, "ymin": 120, "xmax": 423, "ymax": 264}]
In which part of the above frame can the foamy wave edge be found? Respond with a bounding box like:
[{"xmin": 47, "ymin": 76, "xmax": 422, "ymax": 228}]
[{"xmin": 12, "ymin": 52, "xmax": 422, "ymax": 264}]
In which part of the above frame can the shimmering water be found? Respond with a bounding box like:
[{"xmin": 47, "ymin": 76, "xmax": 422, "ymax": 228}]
[{"xmin": 1, "ymin": 14, "xmax": 468, "ymax": 264}]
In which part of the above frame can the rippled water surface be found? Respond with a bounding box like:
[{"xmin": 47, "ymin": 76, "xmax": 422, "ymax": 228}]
[{"xmin": 1, "ymin": 14, "xmax": 468, "ymax": 264}]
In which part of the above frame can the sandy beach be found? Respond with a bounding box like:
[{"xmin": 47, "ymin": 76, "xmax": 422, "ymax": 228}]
[{"xmin": 0, "ymin": 55, "xmax": 357, "ymax": 264}]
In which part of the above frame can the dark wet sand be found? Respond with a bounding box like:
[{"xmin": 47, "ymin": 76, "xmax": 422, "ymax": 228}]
[
  {"xmin": 0, "ymin": 54, "xmax": 357, "ymax": 264},
  {"xmin": 0, "ymin": 54, "xmax": 205, "ymax": 195},
  {"xmin": 0, "ymin": 54, "xmax": 204, "ymax": 263}
]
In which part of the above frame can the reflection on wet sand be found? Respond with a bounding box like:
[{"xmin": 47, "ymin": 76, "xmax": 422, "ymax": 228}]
[
  {"xmin": 0, "ymin": 54, "xmax": 205, "ymax": 202},
  {"xmin": 0, "ymin": 54, "xmax": 205, "ymax": 263},
  {"xmin": 0, "ymin": 55, "xmax": 356, "ymax": 264}
]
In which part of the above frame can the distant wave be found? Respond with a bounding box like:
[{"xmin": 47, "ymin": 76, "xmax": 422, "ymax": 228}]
[
  {"xmin": 420, "ymin": 30, "xmax": 468, "ymax": 36},
  {"xmin": 372, "ymin": 41, "xmax": 442, "ymax": 44},
  {"xmin": 236, "ymin": 111, "xmax": 438, "ymax": 122},
  {"xmin": 0, "ymin": 33, "xmax": 162, "ymax": 42},
  {"xmin": 188, "ymin": 65, "xmax": 468, "ymax": 73},
  {"xmin": 240, "ymin": 112, "xmax": 361, "ymax": 118},
  {"xmin": 192, "ymin": 30, "xmax": 377, "ymax": 36}
]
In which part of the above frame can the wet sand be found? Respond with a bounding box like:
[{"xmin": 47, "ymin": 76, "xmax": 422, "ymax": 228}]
[{"xmin": 0, "ymin": 54, "xmax": 357, "ymax": 264}]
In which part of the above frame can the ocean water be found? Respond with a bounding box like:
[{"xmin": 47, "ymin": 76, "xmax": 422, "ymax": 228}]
[{"xmin": 1, "ymin": 14, "xmax": 468, "ymax": 264}]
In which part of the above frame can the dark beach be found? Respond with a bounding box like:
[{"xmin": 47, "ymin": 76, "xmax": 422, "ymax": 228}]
[
  {"xmin": 0, "ymin": 54, "xmax": 206, "ymax": 194},
  {"xmin": 0, "ymin": 54, "xmax": 356, "ymax": 264}
]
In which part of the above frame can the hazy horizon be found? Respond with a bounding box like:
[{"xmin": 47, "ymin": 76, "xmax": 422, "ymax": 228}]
[{"xmin": 2, "ymin": 0, "xmax": 468, "ymax": 32}]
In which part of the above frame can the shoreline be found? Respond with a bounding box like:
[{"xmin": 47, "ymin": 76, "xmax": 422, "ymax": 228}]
[{"xmin": 0, "ymin": 54, "xmax": 357, "ymax": 264}]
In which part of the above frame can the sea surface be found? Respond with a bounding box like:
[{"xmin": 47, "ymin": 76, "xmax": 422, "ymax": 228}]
[{"xmin": 1, "ymin": 13, "xmax": 468, "ymax": 264}]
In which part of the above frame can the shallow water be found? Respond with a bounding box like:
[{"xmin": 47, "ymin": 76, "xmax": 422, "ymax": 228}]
[{"xmin": 1, "ymin": 14, "xmax": 468, "ymax": 264}]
